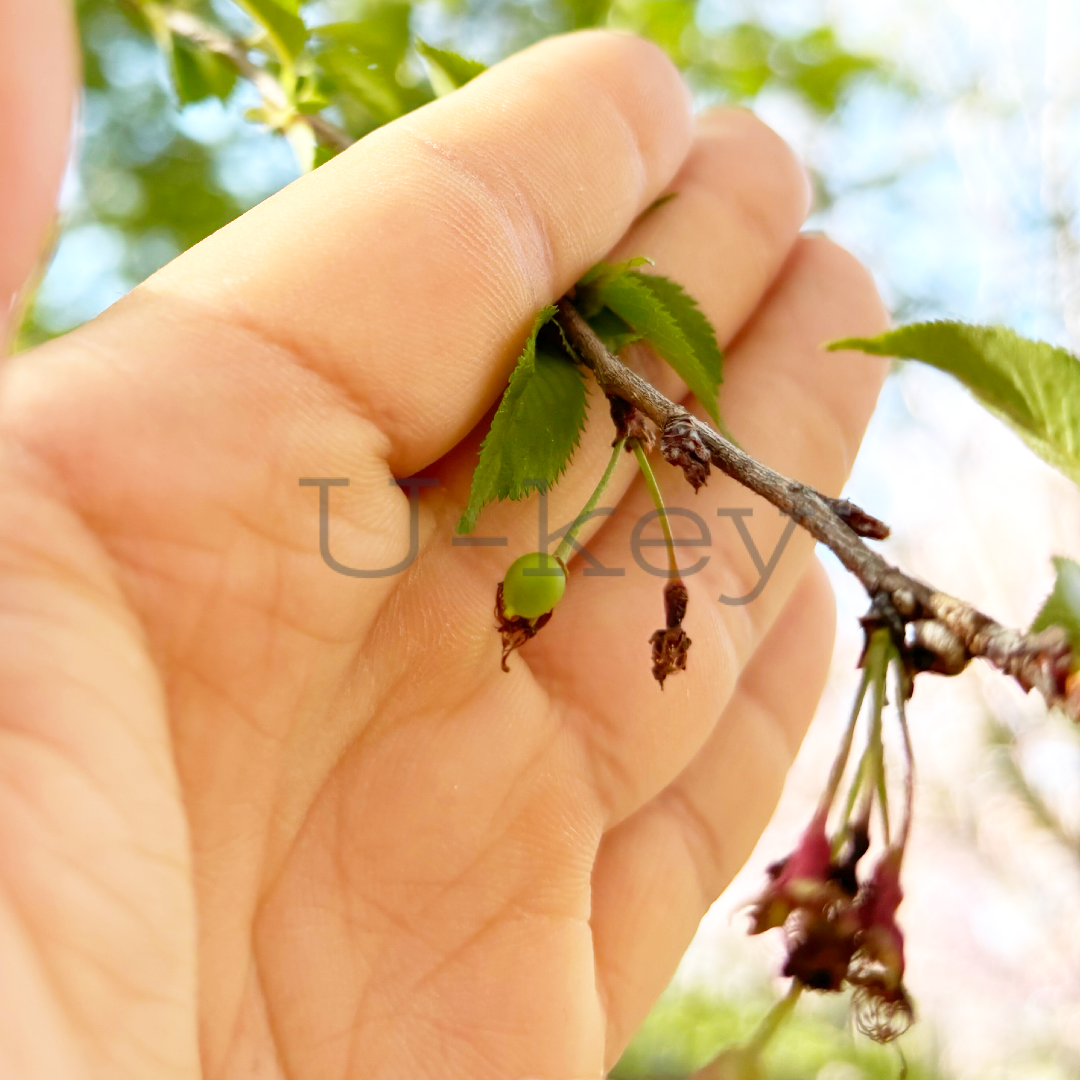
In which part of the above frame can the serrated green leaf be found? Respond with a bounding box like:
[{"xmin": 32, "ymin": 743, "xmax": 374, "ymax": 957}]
[
  {"xmin": 1032, "ymin": 557, "xmax": 1080, "ymax": 669},
  {"xmin": 830, "ymin": 322, "xmax": 1080, "ymax": 487},
  {"xmin": 235, "ymin": 0, "xmax": 307, "ymax": 61},
  {"xmin": 635, "ymin": 273, "xmax": 723, "ymax": 389},
  {"xmin": 588, "ymin": 269, "xmax": 721, "ymax": 425},
  {"xmin": 415, "ymin": 39, "xmax": 486, "ymax": 97},
  {"xmin": 458, "ymin": 307, "xmax": 587, "ymax": 534},
  {"xmin": 586, "ymin": 308, "xmax": 643, "ymax": 355}
]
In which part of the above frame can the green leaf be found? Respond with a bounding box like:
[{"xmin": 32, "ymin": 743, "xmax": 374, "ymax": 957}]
[
  {"xmin": 1032, "ymin": 557, "xmax": 1080, "ymax": 669},
  {"xmin": 169, "ymin": 36, "xmax": 237, "ymax": 105},
  {"xmin": 586, "ymin": 308, "xmax": 643, "ymax": 355},
  {"xmin": 415, "ymin": 39, "xmax": 487, "ymax": 97},
  {"xmin": 565, "ymin": 0, "xmax": 614, "ymax": 29},
  {"xmin": 311, "ymin": 7, "xmax": 422, "ymax": 127},
  {"xmin": 457, "ymin": 307, "xmax": 588, "ymax": 534},
  {"xmin": 577, "ymin": 256, "xmax": 652, "ymax": 290},
  {"xmin": 318, "ymin": 45, "xmax": 407, "ymax": 122},
  {"xmin": 771, "ymin": 28, "xmax": 880, "ymax": 113},
  {"xmin": 634, "ymin": 191, "xmax": 678, "ymax": 225},
  {"xmin": 829, "ymin": 322, "xmax": 1080, "ymax": 487},
  {"xmin": 584, "ymin": 267, "xmax": 722, "ymax": 425},
  {"xmin": 234, "ymin": 0, "xmax": 307, "ymax": 61},
  {"xmin": 313, "ymin": 8, "xmax": 412, "ymax": 66},
  {"xmin": 635, "ymin": 273, "xmax": 723, "ymax": 389}
]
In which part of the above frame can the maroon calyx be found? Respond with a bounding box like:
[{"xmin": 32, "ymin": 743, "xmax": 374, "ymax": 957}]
[{"xmin": 848, "ymin": 850, "xmax": 914, "ymax": 1042}]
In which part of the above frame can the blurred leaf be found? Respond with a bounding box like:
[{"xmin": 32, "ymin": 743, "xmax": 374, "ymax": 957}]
[
  {"xmin": 831, "ymin": 322, "xmax": 1080, "ymax": 487},
  {"xmin": 169, "ymin": 36, "xmax": 237, "ymax": 104},
  {"xmin": 700, "ymin": 23, "xmax": 773, "ymax": 98},
  {"xmin": 1032, "ymin": 556, "xmax": 1080, "ymax": 666},
  {"xmin": 317, "ymin": 45, "xmax": 407, "ymax": 121},
  {"xmin": 565, "ymin": 0, "xmax": 613, "ymax": 28},
  {"xmin": 458, "ymin": 307, "xmax": 588, "ymax": 533},
  {"xmin": 612, "ymin": 0, "xmax": 696, "ymax": 64},
  {"xmin": 294, "ymin": 73, "xmax": 331, "ymax": 113},
  {"xmin": 772, "ymin": 28, "xmax": 880, "ymax": 112},
  {"xmin": 415, "ymin": 38, "xmax": 486, "ymax": 96},
  {"xmin": 635, "ymin": 190, "xmax": 678, "ymax": 224},
  {"xmin": 313, "ymin": 6, "xmax": 412, "ymax": 63},
  {"xmin": 311, "ymin": 6, "xmax": 428, "ymax": 129},
  {"xmin": 234, "ymin": 0, "xmax": 307, "ymax": 61}
]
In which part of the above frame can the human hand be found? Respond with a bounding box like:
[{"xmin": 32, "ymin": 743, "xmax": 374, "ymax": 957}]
[{"xmin": 0, "ymin": 8, "xmax": 887, "ymax": 1079}]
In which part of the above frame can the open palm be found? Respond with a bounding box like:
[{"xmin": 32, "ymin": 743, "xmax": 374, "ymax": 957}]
[{"xmin": 0, "ymin": 8, "xmax": 887, "ymax": 1079}]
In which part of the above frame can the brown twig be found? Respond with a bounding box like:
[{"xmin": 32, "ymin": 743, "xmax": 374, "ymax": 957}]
[
  {"xmin": 556, "ymin": 298, "xmax": 1080, "ymax": 720},
  {"xmin": 139, "ymin": 3, "xmax": 353, "ymax": 152}
]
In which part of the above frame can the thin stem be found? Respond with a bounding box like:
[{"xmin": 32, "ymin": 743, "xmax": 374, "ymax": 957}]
[
  {"xmin": 893, "ymin": 656, "xmax": 916, "ymax": 855},
  {"xmin": 555, "ymin": 297, "xmax": 1080, "ymax": 720},
  {"xmin": 745, "ymin": 982, "xmax": 803, "ymax": 1054},
  {"xmin": 632, "ymin": 441, "xmax": 679, "ymax": 578},
  {"xmin": 553, "ymin": 439, "xmax": 625, "ymax": 564},
  {"xmin": 820, "ymin": 661, "xmax": 873, "ymax": 818},
  {"xmin": 868, "ymin": 638, "xmax": 891, "ymax": 846},
  {"xmin": 834, "ymin": 738, "xmax": 872, "ymax": 855}
]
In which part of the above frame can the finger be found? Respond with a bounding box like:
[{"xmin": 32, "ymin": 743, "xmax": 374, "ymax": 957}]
[
  {"xmin": 590, "ymin": 562, "xmax": 836, "ymax": 1065},
  {"xmin": 427, "ymin": 108, "xmax": 811, "ymax": 555},
  {"xmin": 0, "ymin": 0, "xmax": 77, "ymax": 345},
  {"xmin": 123, "ymin": 31, "xmax": 694, "ymax": 476},
  {"xmin": 526, "ymin": 236, "xmax": 888, "ymax": 821}
]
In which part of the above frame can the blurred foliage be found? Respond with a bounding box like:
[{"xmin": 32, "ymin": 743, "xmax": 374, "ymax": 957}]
[
  {"xmin": 611, "ymin": 987, "xmax": 945, "ymax": 1079},
  {"xmin": 16, "ymin": 0, "xmax": 890, "ymax": 349},
  {"xmin": 986, "ymin": 708, "xmax": 1080, "ymax": 863}
]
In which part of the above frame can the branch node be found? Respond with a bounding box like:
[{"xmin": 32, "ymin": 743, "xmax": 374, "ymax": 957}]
[
  {"xmin": 827, "ymin": 497, "xmax": 891, "ymax": 540},
  {"xmin": 608, "ymin": 394, "xmax": 654, "ymax": 450},
  {"xmin": 906, "ymin": 619, "xmax": 969, "ymax": 676}
]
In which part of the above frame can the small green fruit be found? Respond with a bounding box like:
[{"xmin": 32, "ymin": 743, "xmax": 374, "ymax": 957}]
[{"xmin": 501, "ymin": 552, "xmax": 566, "ymax": 620}]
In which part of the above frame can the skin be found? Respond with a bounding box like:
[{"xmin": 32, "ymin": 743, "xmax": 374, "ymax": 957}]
[{"xmin": 0, "ymin": 11, "xmax": 888, "ymax": 1080}]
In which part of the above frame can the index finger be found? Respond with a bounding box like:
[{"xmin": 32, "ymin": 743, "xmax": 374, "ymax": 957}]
[{"xmin": 142, "ymin": 31, "xmax": 694, "ymax": 475}]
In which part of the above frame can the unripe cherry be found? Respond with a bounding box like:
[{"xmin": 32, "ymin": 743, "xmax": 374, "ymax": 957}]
[{"xmin": 501, "ymin": 552, "xmax": 567, "ymax": 620}]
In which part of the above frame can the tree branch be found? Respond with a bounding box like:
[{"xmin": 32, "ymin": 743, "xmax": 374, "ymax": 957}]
[{"xmin": 556, "ymin": 298, "xmax": 1080, "ymax": 721}]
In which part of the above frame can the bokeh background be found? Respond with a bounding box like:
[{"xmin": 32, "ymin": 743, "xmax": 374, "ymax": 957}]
[{"xmin": 19, "ymin": 1, "xmax": 1080, "ymax": 1076}]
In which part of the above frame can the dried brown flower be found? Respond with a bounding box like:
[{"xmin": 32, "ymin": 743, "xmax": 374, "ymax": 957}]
[{"xmin": 661, "ymin": 414, "xmax": 711, "ymax": 492}]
